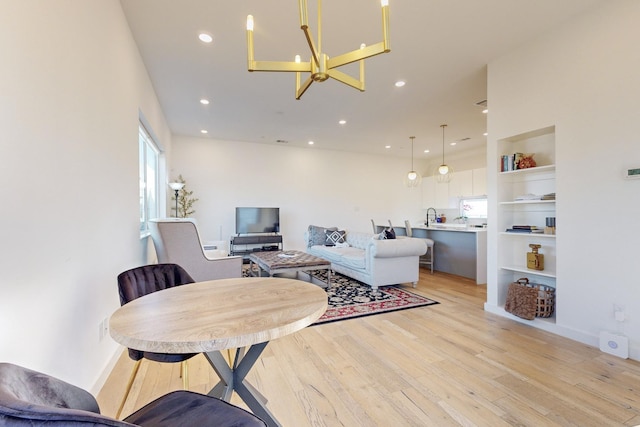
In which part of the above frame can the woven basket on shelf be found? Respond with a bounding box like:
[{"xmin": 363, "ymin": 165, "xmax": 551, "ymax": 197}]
[
  {"xmin": 533, "ymin": 283, "xmax": 555, "ymax": 318},
  {"xmin": 505, "ymin": 278, "xmax": 555, "ymax": 319}
]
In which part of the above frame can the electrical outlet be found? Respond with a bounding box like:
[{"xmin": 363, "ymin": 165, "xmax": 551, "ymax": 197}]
[
  {"xmin": 98, "ymin": 320, "xmax": 104, "ymax": 341},
  {"xmin": 98, "ymin": 318, "xmax": 109, "ymax": 341}
]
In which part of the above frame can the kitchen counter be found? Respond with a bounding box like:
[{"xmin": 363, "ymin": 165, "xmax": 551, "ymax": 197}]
[
  {"xmin": 411, "ymin": 226, "xmax": 487, "ymax": 284},
  {"xmin": 415, "ymin": 224, "xmax": 487, "ymax": 233}
]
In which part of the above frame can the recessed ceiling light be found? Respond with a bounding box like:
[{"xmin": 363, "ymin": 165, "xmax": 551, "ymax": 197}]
[
  {"xmin": 450, "ymin": 142, "xmax": 457, "ymax": 146},
  {"xmin": 308, "ymin": 141, "xmax": 314, "ymax": 145},
  {"xmin": 200, "ymin": 130, "xmax": 208, "ymax": 134},
  {"xmin": 338, "ymin": 119, "xmax": 346, "ymax": 125},
  {"xmin": 423, "ymin": 149, "xmax": 430, "ymax": 153},
  {"xmin": 385, "ymin": 145, "xmax": 391, "ymax": 149},
  {"xmin": 200, "ymin": 99, "xmax": 210, "ymax": 105},
  {"xmin": 198, "ymin": 33, "xmax": 213, "ymax": 43},
  {"xmin": 394, "ymin": 80, "xmax": 405, "ymax": 87},
  {"xmin": 482, "ymin": 109, "xmax": 488, "ymax": 114},
  {"xmin": 483, "ymin": 132, "xmax": 488, "ymax": 136}
]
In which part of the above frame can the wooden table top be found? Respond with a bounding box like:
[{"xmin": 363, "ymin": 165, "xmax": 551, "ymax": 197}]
[{"xmin": 109, "ymin": 277, "xmax": 327, "ymax": 354}]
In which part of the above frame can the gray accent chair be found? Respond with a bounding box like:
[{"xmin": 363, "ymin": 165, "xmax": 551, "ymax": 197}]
[
  {"xmin": 0, "ymin": 362, "xmax": 266, "ymax": 426},
  {"xmin": 149, "ymin": 219, "xmax": 242, "ymax": 282}
]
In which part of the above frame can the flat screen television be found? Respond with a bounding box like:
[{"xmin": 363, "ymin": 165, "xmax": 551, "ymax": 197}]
[{"xmin": 235, "ymin": 207, "xmax": 280, "ymax": 234}]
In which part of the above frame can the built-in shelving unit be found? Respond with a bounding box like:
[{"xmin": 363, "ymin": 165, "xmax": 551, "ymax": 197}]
[{"xmin": 495, "ymin": 125, "xmax": 557, "ymax": 323}]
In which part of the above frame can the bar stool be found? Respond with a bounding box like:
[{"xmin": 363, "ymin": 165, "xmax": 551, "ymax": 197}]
[
  {"xmin": 405, "ymin": 220, "xmax": 434, "ymax": 274},
  {"xmin": 388, "ymin": 220, "xmax": 407, "ymax": 236}
]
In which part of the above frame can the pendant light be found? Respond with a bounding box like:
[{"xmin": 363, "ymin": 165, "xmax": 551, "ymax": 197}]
[
  {"xmin": 404, "ymin": 136, "xmax": 422, "ymax": 188},
  {"xmin": 435, "ymin": 124, "xmax": 453, "ymax": 183}
]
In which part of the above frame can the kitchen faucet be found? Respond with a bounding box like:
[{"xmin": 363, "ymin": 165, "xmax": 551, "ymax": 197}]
[{"xmin": 426, "ymin": 207, "xmax": 437, "ymax": 227}]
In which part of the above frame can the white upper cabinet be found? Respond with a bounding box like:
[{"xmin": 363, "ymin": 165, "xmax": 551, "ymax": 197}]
[
  {"xmin": 472, "ymin": 168, "xmax": 487, "ymax": 196},
  {"xmin": 423, "ymin": 167, "xmax": 487, "ymax": 209},
  {"xmin": 448, "ymin": 170, "xmax": 473, "ymax": 198}
]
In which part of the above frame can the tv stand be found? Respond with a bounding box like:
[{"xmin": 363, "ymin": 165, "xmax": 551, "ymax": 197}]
[{"xmin": 230, "ymin": 234, "xmax": 283, "ymax": 259}]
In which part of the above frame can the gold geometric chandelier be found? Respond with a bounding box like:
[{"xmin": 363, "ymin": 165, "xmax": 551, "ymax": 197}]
[{"xmin": 246, "ymin": 0, "xmax": 390, "ymax": 100}]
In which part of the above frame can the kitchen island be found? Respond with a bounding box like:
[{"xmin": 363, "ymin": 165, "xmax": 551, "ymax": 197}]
[{"xmin": 411, "ymin": 225, "xmax": 487, "ymax": 284}]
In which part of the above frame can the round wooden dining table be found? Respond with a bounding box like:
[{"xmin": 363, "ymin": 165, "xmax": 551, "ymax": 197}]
[{"xmin": 110, "ymin": 276, "xmax": 328, "ymax": 427}]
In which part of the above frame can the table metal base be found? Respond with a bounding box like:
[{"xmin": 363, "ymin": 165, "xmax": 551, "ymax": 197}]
[{"xmin": 204, "ymin": 343, "xmax": 281, "ymax": 427}]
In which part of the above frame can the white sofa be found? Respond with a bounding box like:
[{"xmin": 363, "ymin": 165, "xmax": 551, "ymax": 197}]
[{"xmin": 305, "ymin": 225, "xmax": 427, "ymax": 289}]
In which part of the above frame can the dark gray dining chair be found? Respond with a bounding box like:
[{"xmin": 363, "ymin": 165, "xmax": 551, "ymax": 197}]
[
  {"xmin": 0, "ymin": 362, "xmax": 266, "ymax": 426},
  {"xmin": 115, "ymin": 263, "xmax": 198, "ymax": 419}
]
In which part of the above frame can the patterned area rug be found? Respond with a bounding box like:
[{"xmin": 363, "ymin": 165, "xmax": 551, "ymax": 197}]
[
  {"xmin": 241, "ymin": 265, "xmax": 439, "ymax": 325},
  {"xmin": 307, "ymin": 269, "xmax": 439, "ymax": 325}
]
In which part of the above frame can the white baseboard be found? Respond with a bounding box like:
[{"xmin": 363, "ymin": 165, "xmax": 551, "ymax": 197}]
[
  {"xmin": 90, "ymin": 346, "xmax": 123, "ymax": 396},
  {"xmin": 483, "ymin": 303, "xmax": 639, "ymax": 360}
]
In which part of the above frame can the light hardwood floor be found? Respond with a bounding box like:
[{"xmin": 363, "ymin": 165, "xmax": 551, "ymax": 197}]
[{"xmin": 97, "ymin": 270, "xmax": 640, "ymax": 426}]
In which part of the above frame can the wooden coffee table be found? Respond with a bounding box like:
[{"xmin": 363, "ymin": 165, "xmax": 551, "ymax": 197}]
[{"xmin": 249, "ymin": 250, "xmax": 331, "ymax": 286}]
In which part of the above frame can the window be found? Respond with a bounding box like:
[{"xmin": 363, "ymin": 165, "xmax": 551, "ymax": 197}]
[
  {"xmin": 460, "ymin": 197, "xmax": 488, "ymax": 219},
  {"xmin": 139, "ymin": 123, "xmax": 160, "ymax": 235}
]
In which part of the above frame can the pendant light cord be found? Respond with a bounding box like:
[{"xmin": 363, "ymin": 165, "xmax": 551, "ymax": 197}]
[
  {"xmin": 441, "ymin": 124, "xmax": 447, "ymax": 164},
  {"xmin": 410, "ymin": 136, "xmax": 415, "ymax": 169}
]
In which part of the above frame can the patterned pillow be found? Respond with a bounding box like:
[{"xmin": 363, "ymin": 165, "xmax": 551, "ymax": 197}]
[
  {"xmin": 385, "ymin": 227, "xmax": 396, "ymax": 239},
  {"xmin": 379, "ymin": 227, "xmax": 396, "ymax": 240},
  {"xmin": 308, "ymin": 225, "xmax": 337, "ymax": 247},
  {"xmin": 324, "ymin": 229, "xmax": 346, "ymax": 246}
]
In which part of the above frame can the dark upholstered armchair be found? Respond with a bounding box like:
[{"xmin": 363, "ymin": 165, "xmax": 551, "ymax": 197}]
[
  {"xmin": 115, "ymin": 263, "xmax": 198, "ymax": 418},
  {"xmin": 0, "ymin": 362, "xmax": 266, "ymax": 426}
]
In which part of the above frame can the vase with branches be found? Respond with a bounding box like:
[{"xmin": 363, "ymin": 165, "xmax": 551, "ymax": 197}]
[{"xmin": 171, "ymin": 174, "xmax": 198, "ymax": 218}]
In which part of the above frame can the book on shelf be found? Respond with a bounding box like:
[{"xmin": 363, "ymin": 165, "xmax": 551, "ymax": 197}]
[
  {"xmin": 541, "ymin": 193, "xmax": 556, "ymax": 200},
  {"xmin": 514, "ymin": 193, "xmax": 542, "ymax": 201},
  {"xmin": 500, "ymin": 152, "xmax": 524, "ymax": 172},
  {"xmin": 506, "ymin": 226, "xmax": 544, "ymax": 233}
]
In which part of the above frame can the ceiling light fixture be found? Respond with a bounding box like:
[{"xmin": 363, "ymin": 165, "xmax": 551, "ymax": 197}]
[
  {"xmin": 246, "ymin": 0, "xmax": 390, "ymax": 100},
  {"xmin": 198, "ymin": 33, "xmax": 213, "ymax": 43},
  {"xmin": 395, "ymin": 80, "xmax": 405, "ymax": 87},
  {"xmin": 404, "ymin": 136, "xmax": 421, "ymax": 188},
  {"xmin": 200, "ymin": 99, "xmax": 210, "ymax": 105},
  {"xmin": 435, "ymin": 124, "xmax": 453, "ymax": 183}
]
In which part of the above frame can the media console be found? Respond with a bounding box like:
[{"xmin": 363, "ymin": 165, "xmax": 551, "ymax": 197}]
[{"xmin": 229, "ymin": 234, "xmax": 283, "ymax": 259}]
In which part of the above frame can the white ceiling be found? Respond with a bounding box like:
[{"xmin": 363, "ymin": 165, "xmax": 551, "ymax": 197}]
[{"xmin": 120, "ymin": 0, "xmax": 605, "ymax": 160}]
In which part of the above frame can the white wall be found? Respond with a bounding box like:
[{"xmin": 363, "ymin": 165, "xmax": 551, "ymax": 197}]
[
  {"xmin": 0, "ymin": 0, "xmax": 171, "ymax": 390},
  {"xmin": 170, "ymin": 136, "xmax": 431, "ymax": 249},
  {"xmin": 487, "ymin": 0, "xmax": 640, "ymax": 358}
]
